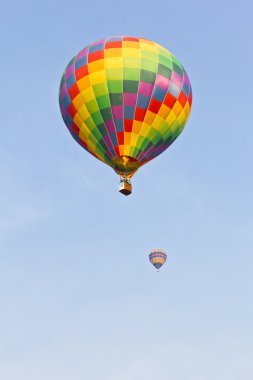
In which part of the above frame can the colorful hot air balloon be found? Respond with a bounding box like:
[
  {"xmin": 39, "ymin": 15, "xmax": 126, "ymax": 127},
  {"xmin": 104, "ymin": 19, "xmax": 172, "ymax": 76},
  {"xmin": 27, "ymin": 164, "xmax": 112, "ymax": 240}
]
[
  {"xmin": 149, "ymin": 249, "xmax": 167, "ymax": 272},
  {"xmin": 59, "ymin": 36, "xmax": 192, "ymax": 195}
]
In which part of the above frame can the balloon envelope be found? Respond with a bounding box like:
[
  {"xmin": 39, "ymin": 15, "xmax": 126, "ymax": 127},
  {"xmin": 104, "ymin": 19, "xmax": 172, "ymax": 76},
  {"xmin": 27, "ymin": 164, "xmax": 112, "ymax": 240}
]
[
  {"xmin": 59, "ymin": 36, "xmax": 192, "ymax": 178},
  {"xmin": 149, "ymin": 249, "xmax": 167, "ymax": 271}
]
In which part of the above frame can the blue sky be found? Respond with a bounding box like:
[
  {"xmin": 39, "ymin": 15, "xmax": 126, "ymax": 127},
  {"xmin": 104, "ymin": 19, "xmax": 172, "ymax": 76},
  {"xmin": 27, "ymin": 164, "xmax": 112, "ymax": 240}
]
[{"xmin": 1, "ymin": 0, "xmax": 253, "ymax": 379}]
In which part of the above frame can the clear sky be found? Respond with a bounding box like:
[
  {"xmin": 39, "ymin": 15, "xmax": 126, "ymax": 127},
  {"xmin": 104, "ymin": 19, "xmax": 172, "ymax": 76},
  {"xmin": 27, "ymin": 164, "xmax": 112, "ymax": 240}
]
[{"xmin": 0, "ymin": 0, "xmax": 253, "ymax": 379}]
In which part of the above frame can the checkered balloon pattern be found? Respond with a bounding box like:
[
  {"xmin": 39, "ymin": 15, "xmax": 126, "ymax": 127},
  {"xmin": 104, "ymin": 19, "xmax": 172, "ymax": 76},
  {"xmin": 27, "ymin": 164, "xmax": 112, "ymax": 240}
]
[
  {"xmin": 149, "ymin": 249, "xmax": 167, "ymax": 270},
  {"xmin": 59, "ymin": 36, "xmax": 192, "ymax": 176}
]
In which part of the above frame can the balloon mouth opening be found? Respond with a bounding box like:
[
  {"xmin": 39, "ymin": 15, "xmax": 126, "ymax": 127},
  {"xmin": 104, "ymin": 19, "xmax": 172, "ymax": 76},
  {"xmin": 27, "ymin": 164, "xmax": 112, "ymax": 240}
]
[{"xmin": 111, "ymin": 156, "xmax": 142, "ymax": 178}]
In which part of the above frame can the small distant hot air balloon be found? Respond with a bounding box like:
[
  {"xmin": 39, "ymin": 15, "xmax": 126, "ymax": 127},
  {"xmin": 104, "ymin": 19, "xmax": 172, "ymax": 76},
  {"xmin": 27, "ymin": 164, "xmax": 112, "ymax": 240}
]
[
  {"xmin": 59, "ymin": 36, "xmax": 192, "ymax": 195},
  {"xmin": 149, "ymin": 249, "xmax": 167, "ymax": 272}
]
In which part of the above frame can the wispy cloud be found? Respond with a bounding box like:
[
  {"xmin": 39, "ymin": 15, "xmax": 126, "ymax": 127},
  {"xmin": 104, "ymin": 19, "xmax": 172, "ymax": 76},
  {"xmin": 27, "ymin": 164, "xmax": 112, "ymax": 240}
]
[
  {"xmin": 0, "ymin": 200, "xmax": 46, "ymax": 235},
  {"xmin": 0, "ymin": 163, "xmax": 47, "ymax": 235}
]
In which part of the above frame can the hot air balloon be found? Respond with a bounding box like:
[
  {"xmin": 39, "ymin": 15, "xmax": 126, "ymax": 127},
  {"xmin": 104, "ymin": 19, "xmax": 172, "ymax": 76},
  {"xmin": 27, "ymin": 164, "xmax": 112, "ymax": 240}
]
[
  {"xmin": 59, "ymin": 36, "xmax": 192, "ymax": 195},
  {"xmin": 149, "ymin": 249, "xmax": 167, "ymax": 272}
]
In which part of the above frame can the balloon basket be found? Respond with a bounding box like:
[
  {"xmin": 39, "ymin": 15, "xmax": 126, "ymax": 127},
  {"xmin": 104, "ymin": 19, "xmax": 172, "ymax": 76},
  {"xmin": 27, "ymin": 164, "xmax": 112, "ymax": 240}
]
[{"xmin": 119, "ymin": 177, "xmax": 132, "ymax": 196}]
